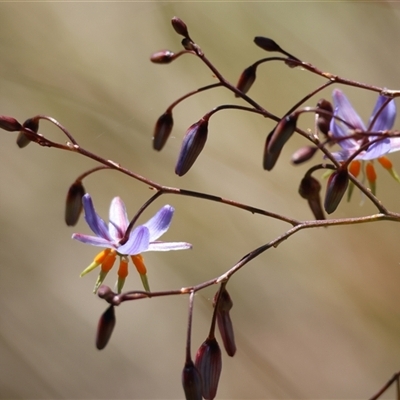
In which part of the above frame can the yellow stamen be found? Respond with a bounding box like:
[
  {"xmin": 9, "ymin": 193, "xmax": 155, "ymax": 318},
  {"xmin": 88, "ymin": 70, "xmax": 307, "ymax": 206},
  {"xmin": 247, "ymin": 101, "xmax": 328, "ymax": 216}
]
[{"xmin": 349, "ymin": 160, "xmax": 361, "ymax": 177}]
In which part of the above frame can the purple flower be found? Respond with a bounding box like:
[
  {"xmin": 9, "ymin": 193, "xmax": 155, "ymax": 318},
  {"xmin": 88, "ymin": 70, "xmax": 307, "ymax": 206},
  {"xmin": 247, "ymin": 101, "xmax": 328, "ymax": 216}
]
[
  {"xmin": 329, "ymin": 89, "xmax": 399, "ymax": 195},
  {"xmin": 72, "ymin": 194, "xmax": 192, "ymax": 293},
  {"xmin": 330, "ymin": 89, "xmax": 396, "ymax": 161}
]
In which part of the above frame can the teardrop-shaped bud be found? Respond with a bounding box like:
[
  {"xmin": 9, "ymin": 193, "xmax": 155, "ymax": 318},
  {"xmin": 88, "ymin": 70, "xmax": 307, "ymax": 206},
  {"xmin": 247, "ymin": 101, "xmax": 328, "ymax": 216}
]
[
  {"xmin": 175, "ymin": 117, "xmax": 208, "ymax": 176},
  {"xmin": 235, "ymin": 65, "xmax": 256, "ymax": 98},
  {"xmin": 316, "ymin": 99, "xmax": 333, "ymax": 136},
  {"xmin": 263, "ymin": 128, "xmax": 280, "ymax": 171},
  {"xmin": 96, "ymin": 305, "xmax": 116, "ymax": 350},
  {"xmin": 214, "ymin": 288, "xmax": 236, "ymax": 357},
  {"xmin": 153, "ymin": 111, "xmax": 174, "ymax": 151},
  {"xmin": 150, "ymin": 50, "xmax": 175, "ymax": 64},
  {"xmin": 253, "ymin": 36, "xmax": 282, "ymax": 52},
  {"xmin": 216, "ymin": 311, "xmax": 236, "ymax": 357},
  {"xmin": 17, "ymin": 117, "xmax": 39, "ymax": 148},
  {"xmin": 65, "ymin": 181, "xmax": 86, "ymax": 226},
  {"xmin": 182, "ymin": 359, "xmax": 202, "ymax": 400},
  {"xmin": 195, "ymin": 337, "xmax": 222, "ymax": 400},
  {"xmin": 171, "ymin": 16, "xmax": 190, "ymax": 38},
  {"xmin": 267, "ymin": 114, "xmax": 298, "ymax": 155},
  {"xmin": 291, "ymin": 145, "xmax": 318, "ymax": 165},
  {"xmin": 299, "ymin": 175, "xmax": 325, "ymax": 220},
  {"xmin": 0, "ymin": 116, "xmax": 22, "ymax": 132},
  {"xmin": 324, "ymin": 169, "xmax": 349, "ymax": 214}
]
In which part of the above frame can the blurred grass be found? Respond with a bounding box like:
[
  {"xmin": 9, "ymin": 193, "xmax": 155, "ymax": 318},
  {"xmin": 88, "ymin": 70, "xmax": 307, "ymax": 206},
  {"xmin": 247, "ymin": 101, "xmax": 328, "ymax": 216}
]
[{"xmin": 1, "ymin": 2, "xmax": 400, "ymax": 399}]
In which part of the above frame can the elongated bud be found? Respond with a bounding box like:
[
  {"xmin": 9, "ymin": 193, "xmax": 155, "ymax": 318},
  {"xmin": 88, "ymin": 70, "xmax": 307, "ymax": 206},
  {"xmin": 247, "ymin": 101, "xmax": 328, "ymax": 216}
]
[
  {"xmin": 262, "ymin": 129, "xmax": 279, "ymax": 171},
  {"xmin": 214, "ymin": 288, "xmax": 236, "ymax": 357},
  {"xmin": 182, "ymin": 359, "xmax": 202, "ymax": 400},
  {"xmin": 235, "ymin": 65, "xmax": 256, "ymax": 97},
  {"xmin": 253, "ymin": 36, "xmax": 282, "ymax": 52},
  {"xmin": 153, "ymin": 111, "xmax": 174, "ymax": 151},
  {"xmin": 195, "ymin": 338, "xmax": 222, "ymax": 400},
  {"xmin": 17, "ymin": 117, "xmax": 39, "ymax": 148},
  {"xmin": 175, "ymin": 117, "xmax": 209, "ymax": 176},
  {"xmin": 96, "ymin": 305, "xmax": 116, "ymax": 350},
  {"xmin": 291, "ymin": 145, "xmax": 318, "ymax": 165},
  {"xmin": 65, "ymin": 181, "xmax": 86, "ymax": 226},
  {"xmin": 299, "ymin": 175, "xmax": 325, "ymax": 220},
  {"xmin": 171, "ymin": 17, "xmax": 190, "ymax": 38},
  {"xmin": 150, "ymin": 50, "xmax": 175, "ymax": 64},
  {"xmin": 316, "ymin": 99, "xmax": 333, "ymax": 136},
  {"xmin": 324, "ymin": 169, "xmax": 349, "ymax": 214},
  {"xmin": 267, "ymin": 113, "xmax": 298, "ymax": 155},
  {"xmin": 0, "ymin": 115, "xmax": 22, "ymax": 132}
]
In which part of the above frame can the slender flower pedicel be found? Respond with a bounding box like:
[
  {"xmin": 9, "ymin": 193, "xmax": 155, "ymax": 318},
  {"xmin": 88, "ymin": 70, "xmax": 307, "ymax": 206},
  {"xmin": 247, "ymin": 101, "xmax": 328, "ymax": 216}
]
[
  {"xmin": 72, "ymin": 194, "xmax": 192, "ymax": 293},
  {"xmin": 329, "ymin": 89, "xmax": 399, "ymax": 195}
]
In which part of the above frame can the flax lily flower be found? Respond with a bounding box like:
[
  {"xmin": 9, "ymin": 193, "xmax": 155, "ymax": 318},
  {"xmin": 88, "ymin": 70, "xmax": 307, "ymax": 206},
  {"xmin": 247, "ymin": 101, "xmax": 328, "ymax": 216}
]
[
  {"xmin": 329, "ymin": 89, "xmax": 399, "ymax": 196},
  {"xmin": 72, "ymin": 194, "xmax": 192, "ymax": 293}
]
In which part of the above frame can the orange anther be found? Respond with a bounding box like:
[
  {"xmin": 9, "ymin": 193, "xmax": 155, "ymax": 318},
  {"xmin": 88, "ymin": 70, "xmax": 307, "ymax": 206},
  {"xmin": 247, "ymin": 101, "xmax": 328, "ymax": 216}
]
[
  {"xmin": 94, "ymin": 248, "xmax": 111, "ymax": 264},
  {"xmin": 101, "ymin": 250, "xmax": 117, "ymax": 272},
  {"xmin": 349, "ymin": 160, "xmax": 361, "ymax": 177},
  {"xmin": 131, "ymin": 254, "xmax": 147, "ymax": 275},
  {"xmin": 366, "ymin": 162, "xmax": 377, "ymax": 183},
  {"xmin": 378, "ymin": 156, "xmax": 393, "ymax": 170},
  {"xmin": 117, "ymin": 258, "xmax": 129, "ymax": 279}
]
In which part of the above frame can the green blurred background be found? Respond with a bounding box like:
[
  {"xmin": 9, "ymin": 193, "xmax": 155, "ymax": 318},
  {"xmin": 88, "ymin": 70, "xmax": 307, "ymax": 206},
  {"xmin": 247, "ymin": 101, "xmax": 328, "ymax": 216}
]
[{"xmin": 1, "ymin": 1, "xmax": 400, "ymax": 399}]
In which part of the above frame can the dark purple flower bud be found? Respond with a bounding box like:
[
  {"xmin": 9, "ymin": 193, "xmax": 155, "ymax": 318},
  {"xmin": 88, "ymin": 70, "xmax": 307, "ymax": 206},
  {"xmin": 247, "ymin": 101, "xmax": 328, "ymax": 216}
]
[
  {"xmin": 195, "ymin": 337, "xmax": 222, "ymax": 400},
  {"xmin": 216, "ymin": 311, "xmax": 236, "ymax": 357},
  {"xmin": 171, "ymin": 16, "xmax": 190, "ymax": 38},
  {"xmin": 316, "ymin": 99, "xmax": 333, "ymax": 136},
  {"xmin": 0, "ymin": 115, "xmax": 22, "ymax": 132},
  {"xmin": 235, "ymin": 65, "xmax": 256, "ymax": 97},
  {"xmin": 263, "ymin": 128, "xmax": 280, "ymax": 171},
  {"xmin": 150, "ymin": 50, "xmax": 175, "ymax": 64},
  {"xmin": 214, "ymin": 289, "xmax": 236, "ymax": 357},
  {"xmin": 291, "ymin": 145, "xmax": 318, "ymax": 165},
  {"xmin": 175, "ymin": 117, "xmax": 208, "ymax": 176},
  {"xmin": 299, "ymin": 176, "xmax": 325, "ymax": 220},
  {"xmin": 253, "ymin": 36, "xmax": 281, "ymax": 52},
  {"xmin": 267, "ymin": 114, "xmax": 298, "ymax": 155},
  {"xmin": 17, "ymin": 117, "xmax": 39, "ymax": 148},
  {"xmin": 65, "ymin": 181, "xmax": 86, "ymax": 226},
  {"xmin": 96, "ymin": 305, "xmax": 116, "ymax": 350},
  {"xmin": 324, "ymin": 169, "xmax": 349, "ymax": 214},
  {"xmin": 182, "ymin": 359, "xmax": 202, "ymax": 400},
  {"xmin": 153, "ymin": 111, "xmax": 174, "ymax": 151}
]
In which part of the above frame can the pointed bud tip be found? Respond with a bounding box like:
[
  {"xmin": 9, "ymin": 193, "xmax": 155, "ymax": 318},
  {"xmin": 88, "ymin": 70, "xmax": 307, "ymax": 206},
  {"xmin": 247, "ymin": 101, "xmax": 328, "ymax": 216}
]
[
  {"xmin": 96, "ymin": 305, "xmax": 116, "ymax": 350},
  {"xmin": 150, "ymin": 50, "xmax": 175, "ymax": 64},
  {"xmin": 324, "ymin": 169, "xmax": 349, "ymax": 214},
  {"xmin": 235, "ymin": 65, "xmax": 256, "ymax": 97},
  {"xmin": 65, "ymin": 181, "xmax": 86, "ymax": 226},
  {"xmin": 175, "ymin": 118, "xmax": 208, "ymax": 176},
  {"xmin": 0, "ymin": 116, "xmax": 22, "ymax": 132},
  {"xmin": 153, "ymin": 111, "xmax": 174, "ymax": 151},
  {"xmin": 253, "ymin": 36, "xmax": 281, "ymax": 52},
  {"xmin": 171, "ymin": 17, "xmax": 190, "ymax": 38}
]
